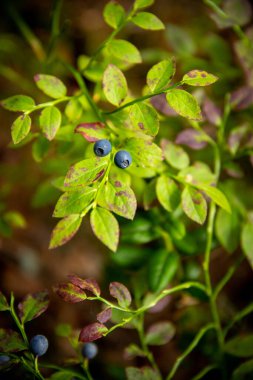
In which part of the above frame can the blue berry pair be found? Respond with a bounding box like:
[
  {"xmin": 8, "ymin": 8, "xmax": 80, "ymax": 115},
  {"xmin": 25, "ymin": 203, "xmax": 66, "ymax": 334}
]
[{"xmin": 93, "ymin": 139, "xmax": 132, "ymax": 169}]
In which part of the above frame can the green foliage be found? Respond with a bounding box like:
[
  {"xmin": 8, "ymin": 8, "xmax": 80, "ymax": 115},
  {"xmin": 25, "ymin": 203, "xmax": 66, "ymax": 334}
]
[
  {"xmin": 34, "ymin": 74, "xmax": 67, "ymax": 99},
  {"xmin": 103, "ymin": 64, "xmax": 128, "ymax": 106}
]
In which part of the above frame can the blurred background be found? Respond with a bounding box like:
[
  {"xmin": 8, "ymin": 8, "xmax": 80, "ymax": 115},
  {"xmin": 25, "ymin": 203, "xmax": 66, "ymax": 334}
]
[{"xmin": 0, "ymin": 0, "xmax": 253, "ymax": 379}]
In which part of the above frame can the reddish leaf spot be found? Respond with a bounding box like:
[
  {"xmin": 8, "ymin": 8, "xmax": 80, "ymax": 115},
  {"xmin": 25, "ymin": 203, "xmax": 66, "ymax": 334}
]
[
  {"xmin": 68, "ymin": 275, "xmax": 101, "ymax": 296},
  {"xmin": 109, "ymin": 282, "xmax": 132, "ymax": 308},
  {"xmin": 97, "ymin": 308, "xmax": 112, "ymax": 323},
  {"xmin": 79, "ymin": 322, "xmax": 108, "ymax": 342}
]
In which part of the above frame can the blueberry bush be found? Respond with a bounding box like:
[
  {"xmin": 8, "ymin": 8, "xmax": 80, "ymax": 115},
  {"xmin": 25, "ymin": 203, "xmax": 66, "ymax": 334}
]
[{"xmin": 0, "ymin": 0, "xmax": 253, "ymax": 379}]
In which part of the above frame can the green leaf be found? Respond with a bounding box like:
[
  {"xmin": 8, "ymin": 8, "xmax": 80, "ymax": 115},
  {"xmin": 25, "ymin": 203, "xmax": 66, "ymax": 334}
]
[
  {"xmin": 178, "ymin": 162, "xmax": 215, "ymax": 186},
  {"xmin": 1, "ymin": 95, "xmax": 35, "ymax": 112},
  {"xmin": 198, "ymin": 184, "xmax": 231, "ymax": 213},
  {"xmin": 145, "ymin": 321, "xmax": 175, "ymax": 345},
  {"xmin": 103, "ymin": 64, "xmax": 128, "ymax": 106},
  {"xmin": 148, "ymin": 250, "xmax": 179, "ymax": 293},
  {"xmin": 11, "ymin": 114, "xmax": 31, "ymax": 144},
  {"xmin": 90, "ymin": 207, "xmax": 119, "ymax": 252},
  {"xmin": 0, "ymin": 329, "xmax": 26, "ymax": 352},
  {"xmin": 109, "ymin": 282, "xmax": 132, "ymax": 308},
  {"xmin": 64, "ymin": 157, "xmax": 108, "ymax": 189},
  {"xmin": 147, "ymin": 59, "xmax": 175, "ymax": 92},
  {"xmin": 225, "ymin": 335, "xmax": 253, "ymax": 357},
  {"xmin": 215, "ymin": 208, "xmax": 240, "ymax": 253},
  {"xmin": 0, "ymin": 292, "xmax": 9, "ymax": 311},
  {"xmin": 103, "ymin": 1, "xmax": 125, "ymax": 29},
  {"xmin": 134, "ymin": 0, "xmax": 154, "ymax": 10},
  {"xmin": 126, "ymin": 366, "xmax": 160, "ymax": 380},
  {"xmin": 53, "ymin": 188, "xmax": 96, "ymax": 218},
  {"xmin": 34, "ymin": 74, "xmax": 67, "ymax": 99},
  {"xmin": 241, "ymin": 222, "xmax": 253, "ymax": 270},
  {"xmin": 156, "ymin": 175, "xmax": 180, "ymax": 212},
  {"xmin": 182, "ymin": 186, "xmax": 207, "ymax": 224},
  {"xmin": 49, "ymin": 371, "xmax": 75, "ymax": 380},
  {"xmin": 39, "ymin": 106, "xmax": 62, "ymax": 141},
  {"xmin": 166, "ymin": 89, "xmax": 202, "ymax": 121},
  {"xmin": 107, "ymin": 40, "xmax": 142, "ymax": 64},
  {"xmin": 232, "ymin": 358, "xmax": 253, "ymax": 380},
  {"xmin": 143, "ymin": 179, "xmax": 157, "ymax": 210},
  {"xmin": 32, "ymin": 135, "xmax": 50, "ymax": 162},
  {"xmin": 65, "ymin": 98, "xmax": 83, "ymax": 121},
  {"xmin": 129, "ymin": 102, "xmax": 159, "ymax": 136},
  {"xmin": 97, "ymin": 181, "xmax": 137, "ymax": 220},
  {"xmin": 18, "ymin": 291, "xmax": 49, "ymax": 324},
  {"xmin": 3, "ymin": 211, "xmax": 26, "ymax": 229},
  {"xmin": 132, "ymin": 12, "xmax": 165, "ymax": 30},
  {"xmin": 49, "ymin": 214, "xmax": 82, "ymax": 249},
  {"xmin": 125, "ymin": 138, "xmax": 163, "ymax": 168},
  {"xmin": 182, "ymin": 70, "xmax": 218, "ymax": 86},
  {"xmin": 163, "ymin": 140, "xmax": 190, "ymax": 170}
]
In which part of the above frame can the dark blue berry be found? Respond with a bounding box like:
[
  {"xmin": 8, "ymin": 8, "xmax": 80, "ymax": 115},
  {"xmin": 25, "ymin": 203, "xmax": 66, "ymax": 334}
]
[
  {"xmin": 30, "ymin": 335, "xmax": 48, "ymax": 357},
  {"xmin": 0, "ymin": 355, "xmax": 10, "ymax": 365},
  {"xmin": 81, "ymin": 343, "xmax": 98, "ymax": 359},
  {"xmin": 114, "ymin": 150, "xmax": 132, "ymax": 169},
  {"xmin": 94, "ymin": 139, "xmax": 112, "ymax": 157}
]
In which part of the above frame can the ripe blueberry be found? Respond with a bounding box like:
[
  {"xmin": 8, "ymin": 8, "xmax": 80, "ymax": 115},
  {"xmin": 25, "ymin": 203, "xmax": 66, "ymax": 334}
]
[
  {"xmin": 30, "ymin": 335, "xmax": 49, "ymax": 357},
  {"xmin": 0, "ymin": 355, "xmax": 10, "ymax": 365},
  {"xmin": 94, "ymin": 139, "xmax": 112, "ymax": 157},
  {"xmin": 114, "ymin": 150, "xmax": 132, "ymax": 169},
  {"xmin": 81, "ymin": 343, "xmax": 98, "ymax": 359}
]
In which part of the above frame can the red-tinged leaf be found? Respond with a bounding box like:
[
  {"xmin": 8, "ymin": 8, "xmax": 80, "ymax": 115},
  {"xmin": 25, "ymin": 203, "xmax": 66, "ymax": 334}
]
[
  {"xmin": 75, "ymin": 122, "xmax": 108, "ymax": 142},
  {"xmin": 202, "ymin": 98, "xmax": 222, "ymax": 126},
  {"xmin": 109, "ymin": 282, "xmax": 132, "ymax": 309},
  {"xmin": 49, "ymin": 215, "xmax": 82, "ymax": 249},
  {"xmin": 231, "ymin": 86, "xmax": 253, "ymax": 110},
  {"xmin": 175, "ymin": 128, "xmax": 207, "ymax": 150},
  {"xmin": 18, "ymin": 291, "xmax": 49, "ymax": 324},
  {"xmin": 97, "ymin": 308, "xmax": 112, "ymax": 323},
  {"xmin": 0, "ymin": 291, "xmax": 9, "ymax": 311},
  {"xmin": 79, "ymin": 322, "xmax": 108, "ymax": 342},
  {"xmin": 53, "ymin": 283, "xmax": 87, "ymax": 303},
  {"xmin": 68, "ymin": 275, "xmax": 101, "ymax": 296},
  {"xmin": 0, "ymin": 329, "xmax": 26, "ymax": 352},
  {"xmin": 150, "ymin": 94, "xmax": 177, "ymax": 116}
]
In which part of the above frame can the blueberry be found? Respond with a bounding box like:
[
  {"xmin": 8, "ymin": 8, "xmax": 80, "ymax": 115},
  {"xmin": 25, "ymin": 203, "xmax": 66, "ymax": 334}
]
[
  {"xmin": 94, "ymin": 139, "xmax": 112, "ymax": 157},
  {"xmin": 0, "ymin": 355, "xmax": 10, "ymax": 365},
  {"xmin": 30, "ymin": 335, "xmax": 48, "ymax": 357},
  {"xmin": 114, "ymin": 150, "xmax": 132, "ymax": 169},
  {"xmin": 81, "ymin": 343, "xmax": 98, "ymax": 359}
]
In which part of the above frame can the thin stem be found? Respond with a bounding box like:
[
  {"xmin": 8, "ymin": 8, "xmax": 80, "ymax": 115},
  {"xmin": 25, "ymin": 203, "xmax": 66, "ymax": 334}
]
[
  {"xmin": 213, "ymin": 256, "xmax": 244, "ymax": 300},
  {"xmin": 84, "ymin": 6, "xmax": 137, "ymax": 71},
  {"xmin": 47, "ymin": 0, "xmax": 63, "ymax": 59},
  {"xmin": 136, "ymin": 314, "xmax": 161, "ymax": 376},
  {"xmin": 191, "ymin": 364, "xmax": 219, "ymax": 380},
  {"xmin": 82, "ymin": 359, "xmax": 94, "ymax": 380},
  {"xmin": 7, "ymin": 5, "xmax": 45, "ymax": 61},
  {"xmin": 102, "ymin": 82, "xmax": 181, "ymax": 115},
  {"xmin": 63, "ymin": 62, "xmax": 103, "ymax": 121},
  {"xmin": 166, "ymin": 324, "xmax": 215, "ymax": 380},
  {"xmin": 25, "ymin": 96, "xmax": 71, "ymax": 115},
  {"xmin": 10, "ymin": 293, "xmax": 29, "ymax": 346},
  {"xmin": 223, "ymin": 302, "xmax": 253, "ymax": 338}
]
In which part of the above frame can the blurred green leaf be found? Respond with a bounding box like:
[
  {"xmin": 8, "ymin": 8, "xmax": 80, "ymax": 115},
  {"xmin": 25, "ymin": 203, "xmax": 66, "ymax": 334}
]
[
  {"xmin": 166, "ymin": 89, "xmax": 202, "ymax": 121},
  {"xmin": 225, "ymin": 335, "xmax": 253, "ymax": 357},
  {"xmin": 241, "ymin": 221, "xmax": 253, "ymax": 270},
  {"xmin": 215, "ymin": 208, "xmax": 240, "ymax": 253},
  {"xmin": 103, "ymin": 1, "xmax": 126, "ymax": 29},
  {"xmin": 145, "ymin": 321, "xmax": 175, "ymax": 345},
  {"xmin": 11, "ymin": 114, "xmax": 31, "ymax": 144},
  {"xmin": 147, "ymin": 59, "xmax": 175, "ymax": 92},
  {"xmin": 163, "ymin": 140, "xmax": 190, "ymax": 170},
  {"xmin": 90, "ymin": 207, "xmax": 119, "ymax": 252},
  {"xmin": 108, "ymin": 40, "xmax": 142, "ymax": 64},
  {"xmin": 182, "ymin": 186, "xmax": 207, "ymax": 224},
  {"xmin": 39, "ymin": 106, "xmax": 62, "ymax": 141},
  {"xmin": 34, "ymin": 74, "xmax": 67, "ymax": 99},
  {"xmin": 1, "ymin": 95, "xmax": 35, "ymax": 112},
  {"xmin": 129, "ymin": 102, "xmax": 159, "ymax": 136},
  {"xmin": 103, "ymin": 64, "xmax": 128, "ymax": 106},
  {"xmin": 132, "ymin": 12, "xmax": 164, "ymax": 30},
  {"xmin": 148, "ymin": 249, "xmax": 179, "ymax": 292},
  {"xmin": 156, "ymin": 175, "xmax": 180, "ymax": 212}
]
